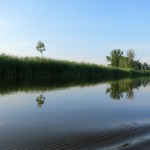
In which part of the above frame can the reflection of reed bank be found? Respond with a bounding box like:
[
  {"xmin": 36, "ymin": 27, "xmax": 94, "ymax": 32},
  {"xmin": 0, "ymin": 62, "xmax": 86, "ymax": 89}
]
[
  {"xmin": 0, "ymin": 78, "xmax": 120, "ymax": 95},
  {"xmin": 0, "ymin": 77, "xmax": 150, "ymax": 99},
  {"xmin": 106, "ymin": 78, "xmax": 150, "ymax": 100}
]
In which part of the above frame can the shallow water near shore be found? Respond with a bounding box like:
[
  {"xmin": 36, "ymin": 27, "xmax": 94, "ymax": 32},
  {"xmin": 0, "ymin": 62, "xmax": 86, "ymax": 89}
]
[{"xmin": 0, "ymin": 78, "xmax": 150, "ymax": 149}]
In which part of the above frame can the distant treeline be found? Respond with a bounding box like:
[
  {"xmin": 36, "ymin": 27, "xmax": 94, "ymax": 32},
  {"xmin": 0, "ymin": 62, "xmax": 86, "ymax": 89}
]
[
  {"xmin": 0, "ymin": 54, "xmax": 150, "ymax": 81},
  {"xmin": 106, "ymin": 49, "xmax": 150, "ymax": 70}
]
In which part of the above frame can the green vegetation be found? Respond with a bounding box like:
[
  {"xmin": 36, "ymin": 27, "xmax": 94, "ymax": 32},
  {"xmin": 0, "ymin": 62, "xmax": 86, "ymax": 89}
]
[
  {"xmin": 0, "ymin": 54, "xmax": 128, "ymax": 81},
  {"xmin": 106, "ymin": 49, "xmax": 150, "ymax": 70},
  {"xmin": 36, "ymin": 41, "xmax": 46, "ymax": 57},
  {"xmin": 0, "ymin": 53, "xmax": 150, "ymax": 82},
  {"xmin": 106, "ymin": 49, "xmax": 124, "ymax": 67}
]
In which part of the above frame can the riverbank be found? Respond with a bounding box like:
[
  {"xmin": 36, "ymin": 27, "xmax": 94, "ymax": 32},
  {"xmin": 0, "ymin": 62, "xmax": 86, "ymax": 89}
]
[{"xmin": 0, "ymin": 54, "xmax": 150, "ymax": 81}]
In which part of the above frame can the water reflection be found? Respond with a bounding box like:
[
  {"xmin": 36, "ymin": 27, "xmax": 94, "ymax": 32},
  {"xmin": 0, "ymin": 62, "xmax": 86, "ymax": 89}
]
[
  {"xmin": 36, "ymin": 94, "xmax": 45, "ymax": 107},
  {"xmin": 106, "ymin": 78, "xmax": 150, "ymax": 100},
  {"xmin": 0, "ymin": 78, "xmax": 109, "ymax": 95},
  {"xmin": 0, "ymin": 77, "xmax": 150, "ymax": 101},
  {"xmin": 1, "ymin": 77, "xmax": 150, "ymax": 149}
]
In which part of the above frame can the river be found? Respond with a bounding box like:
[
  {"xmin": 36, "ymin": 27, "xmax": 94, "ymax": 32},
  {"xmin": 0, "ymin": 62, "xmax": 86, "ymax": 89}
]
[{"xmin": 0, "ymin": 77, "xmax": 150, "ymax": 149}]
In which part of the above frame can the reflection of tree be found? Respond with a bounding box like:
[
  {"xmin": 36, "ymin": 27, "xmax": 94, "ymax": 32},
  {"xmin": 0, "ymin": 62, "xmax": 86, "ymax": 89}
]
[
  {"xmin": 106, "ymin": 83, "xmax": 123, "ymax": 100},
  {"xmin": 106, "ymin": 78, "xmax": 150, "ymax": 100},
  {"xmin": 36, "ymin": 94, "xmax": 45, "ymax": 107}
]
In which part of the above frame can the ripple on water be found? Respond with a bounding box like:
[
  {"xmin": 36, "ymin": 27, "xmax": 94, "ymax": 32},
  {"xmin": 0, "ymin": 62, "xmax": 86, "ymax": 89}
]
[{"xmin": 0, "ymin": 124, "xmax": 150, "ymax": 150}]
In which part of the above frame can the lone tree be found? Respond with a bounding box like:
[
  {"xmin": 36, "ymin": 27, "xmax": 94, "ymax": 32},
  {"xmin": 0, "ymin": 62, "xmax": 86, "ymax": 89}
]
[{"xmin": 36, "ymin": 41, "xmax": 46, "ymax": 57}]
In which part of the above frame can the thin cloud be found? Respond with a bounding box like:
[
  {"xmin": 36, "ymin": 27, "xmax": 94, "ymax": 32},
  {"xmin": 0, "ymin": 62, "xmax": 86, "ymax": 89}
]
[
  {"xmin": 103, "ymin": 43, "xmax": 150, "ymax": 50},
  {"xmin": 0, "ymin": 19, "xmax": 8, "ymax": 28}
]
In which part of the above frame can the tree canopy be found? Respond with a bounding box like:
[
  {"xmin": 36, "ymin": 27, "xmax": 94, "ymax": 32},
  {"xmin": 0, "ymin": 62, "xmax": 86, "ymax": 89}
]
[
  {"xmin": 106, "ymin": 49, "xmax": 150, "ymax": 70},
  {"xmin": 127, "ymin": 49, "xmax": 135, "ymax": 67},
  {"xmin": 106, "ymin": 49, "xmax": 124, "ymax": 67},
  {"xmin": 36, "ymin": 41, "xmax": 46, "ymax": 57}
]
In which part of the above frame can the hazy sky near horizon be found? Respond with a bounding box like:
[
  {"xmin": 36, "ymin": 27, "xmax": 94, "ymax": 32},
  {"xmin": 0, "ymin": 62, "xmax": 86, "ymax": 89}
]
[{"xmin": 0, "ymin": 0, "xmax": 150, "ymax": 65}]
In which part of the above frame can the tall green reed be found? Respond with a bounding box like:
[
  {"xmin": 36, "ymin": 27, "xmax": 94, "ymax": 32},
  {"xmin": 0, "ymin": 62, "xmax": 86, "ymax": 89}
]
[{"xmin": 0, "ymin": 54, "xmax": 149, "ymax": 82}]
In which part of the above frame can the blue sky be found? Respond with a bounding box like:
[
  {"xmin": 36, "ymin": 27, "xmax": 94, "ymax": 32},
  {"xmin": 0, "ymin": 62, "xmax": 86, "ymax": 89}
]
[{"xmin": 0, "ymin": 0, "xmax": 150, "ymax": 65}]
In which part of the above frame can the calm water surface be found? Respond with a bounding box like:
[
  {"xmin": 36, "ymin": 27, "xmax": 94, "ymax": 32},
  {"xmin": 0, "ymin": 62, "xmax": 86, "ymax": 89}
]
[{"xmin": 0, "ymin": 78, "xmax": 150, "ymax": 149}]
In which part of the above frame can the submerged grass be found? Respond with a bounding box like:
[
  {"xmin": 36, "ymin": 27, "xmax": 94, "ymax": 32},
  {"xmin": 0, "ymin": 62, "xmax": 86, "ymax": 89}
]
[{"xmin": 0, "ymin": 54, "xmax": 149, "ymax": 81}]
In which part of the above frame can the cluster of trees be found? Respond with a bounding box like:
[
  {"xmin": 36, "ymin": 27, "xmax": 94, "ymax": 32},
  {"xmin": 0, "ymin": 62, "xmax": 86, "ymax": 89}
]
[{"xmin": 106, "ymin": 49, "xmax": 150, "ymax": 70}]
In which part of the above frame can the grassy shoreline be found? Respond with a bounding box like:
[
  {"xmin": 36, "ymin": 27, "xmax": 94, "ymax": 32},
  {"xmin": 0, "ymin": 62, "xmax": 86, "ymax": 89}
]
[{"xmin": 0, "ymin": 54, "xmax": 150, "ymax": 81}]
